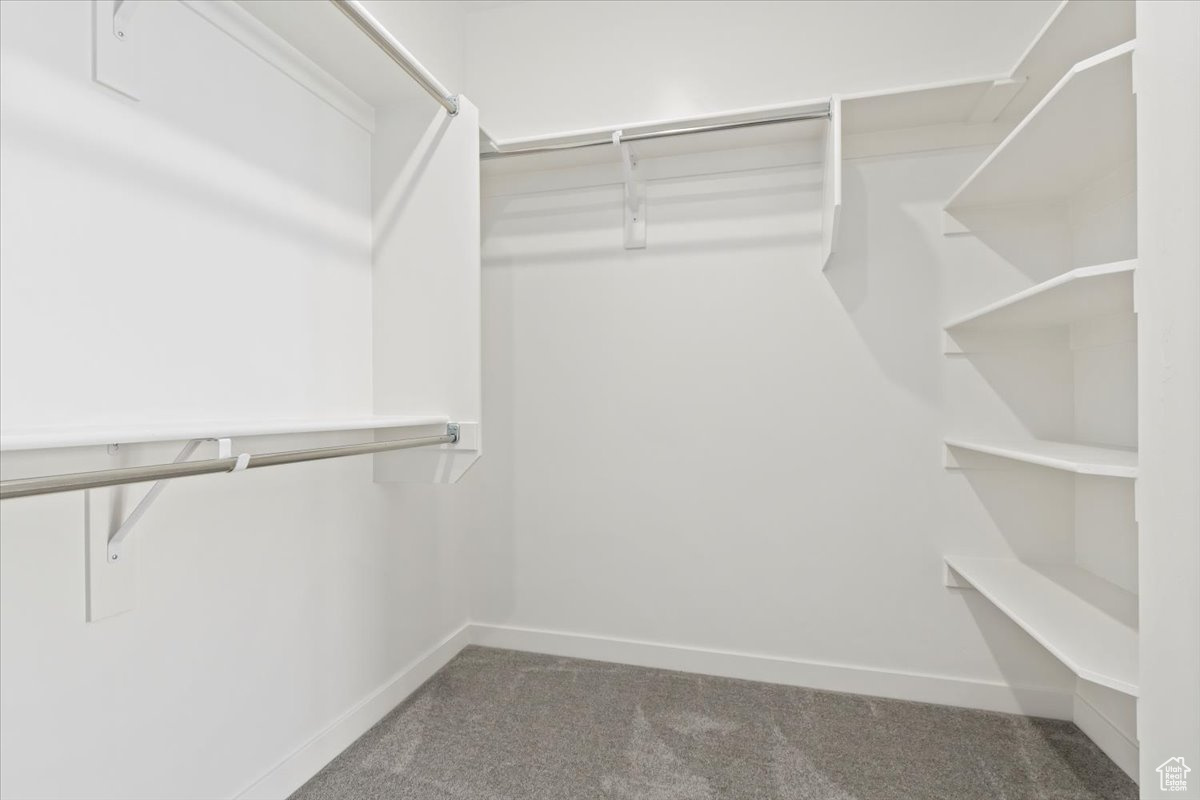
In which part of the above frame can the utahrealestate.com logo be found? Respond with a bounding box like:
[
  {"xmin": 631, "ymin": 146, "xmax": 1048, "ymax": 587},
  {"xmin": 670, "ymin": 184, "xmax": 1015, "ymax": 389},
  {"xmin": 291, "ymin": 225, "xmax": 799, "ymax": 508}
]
[{"xmin": 1157, "ymin": 757, "xmax": 1191, "ymax": 793}]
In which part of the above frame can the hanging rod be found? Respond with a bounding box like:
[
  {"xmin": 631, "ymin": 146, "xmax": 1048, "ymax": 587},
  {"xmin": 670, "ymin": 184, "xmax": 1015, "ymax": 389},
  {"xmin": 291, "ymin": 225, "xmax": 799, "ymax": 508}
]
[
  {"xmin": 0, "ymin": 425, "xmax": 459, "ymax": 500},
  {"xmin": 329, "ymin": 0, "xmax": 459, "ymax": 116},
  {"xmin": 481, "ymin": 106, "xmax": 832, "ymax": 160}
]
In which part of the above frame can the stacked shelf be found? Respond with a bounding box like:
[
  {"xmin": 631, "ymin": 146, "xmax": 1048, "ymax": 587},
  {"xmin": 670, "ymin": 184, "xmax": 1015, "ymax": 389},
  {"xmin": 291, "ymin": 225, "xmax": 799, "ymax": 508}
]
[
  {"xmin": 941, "ymin": 17, "xmax": 1141, "ymax": 727},
  {"xmin": 945, "ymin": 556, "xmax": 1138, "ymax": 695},
  {"xmin": 943, "ymin": 257, "xmax": 1139, "ymax": 477}
]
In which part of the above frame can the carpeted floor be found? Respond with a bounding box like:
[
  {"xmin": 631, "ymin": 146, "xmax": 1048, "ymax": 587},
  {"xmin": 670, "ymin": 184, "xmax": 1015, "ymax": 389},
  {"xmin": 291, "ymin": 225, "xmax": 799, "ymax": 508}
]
[{"xmin": 291, "ymin": 646, "xmax": 1137, "ymax": 800}]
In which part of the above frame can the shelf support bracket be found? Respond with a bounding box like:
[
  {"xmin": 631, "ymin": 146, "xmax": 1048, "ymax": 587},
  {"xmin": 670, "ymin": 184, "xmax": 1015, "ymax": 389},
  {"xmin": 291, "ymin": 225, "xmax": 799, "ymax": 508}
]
[
  {"xmin": 106, "ymin": 437, "xmax": 231, "ymax": 562},
  {"xmin": 112, "ymin": 0, "xmax": 141, "ymax": 40},
  {"xmin": 93, "ymin": 0, "xmax": 142, "ymax": 100},
  {"xmin": 613, "ymin": 130, "xmax": 646, "ymax": 249}
]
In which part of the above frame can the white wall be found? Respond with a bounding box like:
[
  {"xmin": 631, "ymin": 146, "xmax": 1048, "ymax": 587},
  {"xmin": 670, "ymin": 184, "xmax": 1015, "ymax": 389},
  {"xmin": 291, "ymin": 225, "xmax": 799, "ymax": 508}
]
[
  {"xmin": 1135, "ymin": 0, "xmax": 1200, "ymax": 793},
  {"xmin": 0, "ymin": 0, "xmax": 373, "ymax": 425},
  {"xmin": 1, "ymin": 1, "xmax": 1171, "ymax": 796},
  {"xmin": 465, "ymin": 136, "xmax": 1084, "ymax": 714},
  {"xmin": 465, "ymin": 0, "xmax": 1059, "ymax": 139},
  {"xmin": 0, "ymin": 1, "xmax": 470, "ymax": 797}
]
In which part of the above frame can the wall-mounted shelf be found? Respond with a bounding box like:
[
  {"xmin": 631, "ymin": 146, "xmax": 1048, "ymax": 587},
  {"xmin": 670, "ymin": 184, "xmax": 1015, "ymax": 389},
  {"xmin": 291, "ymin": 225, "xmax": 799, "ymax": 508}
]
[
  {"xmin": 945, "ymin": 556, "xmax": 1138, "ymax": 695},
  {"xmin": 996, "ymin": 0, "xmax": 1135, "ymax": 126},
  {"xmin": 946, "ymin": 41, "xmax": 1135, "ymax": 213},
  {"xmin": 945, "ymin": 438, "xmax": 1137, "ymax": 478},
  {"xmin": 0, "ymin": 415, "xmax": 449, "ymax": 452},
  {"xmin": 945, "ymin": 259, "xmax": 1135, "ymax": 333}
]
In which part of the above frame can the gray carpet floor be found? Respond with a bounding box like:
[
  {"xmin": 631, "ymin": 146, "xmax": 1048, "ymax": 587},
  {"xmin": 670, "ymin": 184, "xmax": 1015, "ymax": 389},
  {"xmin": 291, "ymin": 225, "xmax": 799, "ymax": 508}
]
[{"xmin": 291, "ymin": 646, "xmax": 1137, "ymax": 800}]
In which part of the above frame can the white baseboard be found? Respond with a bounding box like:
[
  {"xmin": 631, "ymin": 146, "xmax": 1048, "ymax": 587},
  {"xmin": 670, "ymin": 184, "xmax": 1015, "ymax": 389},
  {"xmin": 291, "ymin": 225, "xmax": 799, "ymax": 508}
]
[
  {"xmin": 1074, "ymin": 692, "xmax": 1139, "ymax": 781},
  {"xmin": 469, "ymin": 623, "xmax": 1073, "ymax": 720},
  {"xmin": 235, "ymin": 623, "xmax": 473, "ymax": 800}
]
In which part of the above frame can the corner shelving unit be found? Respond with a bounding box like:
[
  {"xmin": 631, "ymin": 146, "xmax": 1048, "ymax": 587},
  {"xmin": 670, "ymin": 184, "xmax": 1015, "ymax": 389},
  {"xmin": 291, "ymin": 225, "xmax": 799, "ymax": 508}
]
[
  {"xmin": 944, "ymin": 556, "xmax": 1138, "ymax": 696},
  {"xmin": 939, "ymin": 5, "xmax": 1140, "ymax": 777}
]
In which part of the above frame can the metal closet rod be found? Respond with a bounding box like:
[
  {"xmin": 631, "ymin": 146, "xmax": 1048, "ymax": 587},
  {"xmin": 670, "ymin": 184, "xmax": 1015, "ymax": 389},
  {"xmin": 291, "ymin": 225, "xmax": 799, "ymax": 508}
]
[
  {"xmin": 0, "ymin": 426, "xmax": 459, "ymax": 500},
  {"xmin": 481, "ymin": 106, "xmax": 832, "ymax": 159},
  {"xmin": 329, "ymin": 0, "xmax": 459, "ymax": 116}
]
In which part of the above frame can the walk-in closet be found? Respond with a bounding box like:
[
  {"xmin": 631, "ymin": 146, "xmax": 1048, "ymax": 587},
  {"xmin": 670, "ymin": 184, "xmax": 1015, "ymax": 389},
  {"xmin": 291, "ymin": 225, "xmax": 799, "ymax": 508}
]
[{"xmin": 1, "ymin": 1, "xmax": 1197, "ymax": 798}]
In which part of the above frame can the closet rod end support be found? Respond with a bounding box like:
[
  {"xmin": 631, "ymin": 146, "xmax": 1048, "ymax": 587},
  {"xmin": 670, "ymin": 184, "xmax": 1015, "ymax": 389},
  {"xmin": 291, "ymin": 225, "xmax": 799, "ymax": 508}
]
[{"xmin": 447, "ymin": 423, "xmax": 460, "ymax": 444}]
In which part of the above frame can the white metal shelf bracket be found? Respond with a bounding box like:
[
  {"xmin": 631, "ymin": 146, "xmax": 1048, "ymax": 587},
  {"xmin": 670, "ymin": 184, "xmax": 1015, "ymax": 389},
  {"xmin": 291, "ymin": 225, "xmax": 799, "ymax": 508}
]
[
  {"xmin": 106, "ymin": 437, "xmax": 232, "ymax": 562},
  {"xmin": 613, "ymin": 130, "xmax": 647, "ymax": 249}
]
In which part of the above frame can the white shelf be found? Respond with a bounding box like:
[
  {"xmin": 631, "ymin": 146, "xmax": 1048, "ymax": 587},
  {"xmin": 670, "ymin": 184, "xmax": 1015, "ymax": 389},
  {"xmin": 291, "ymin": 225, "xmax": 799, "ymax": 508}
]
[
  {"xmin": 945, "ymin": 260, "xmax": 1135, "ymax": 332},
  {"xmin": 945, "ymin": 438, "xmax": 1137, "ymax": 478},
  {"xmin": 946, "ymin": 41, "xmax": 1135, "ymax": 212},
  {"xmin": 945, "ymin": 556, "xmax": 1138, "ymax": 695},
  {"xmin": 0, "ymin": 415, "xmax": 449, "ymax": 452},
  {"xmin": 997, "ymin": 0, "xmax": 1135, "ymax": 125}
]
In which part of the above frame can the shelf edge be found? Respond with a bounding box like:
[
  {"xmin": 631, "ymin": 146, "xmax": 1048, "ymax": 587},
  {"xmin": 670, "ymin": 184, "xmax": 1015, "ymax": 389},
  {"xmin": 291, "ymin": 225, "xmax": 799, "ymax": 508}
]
[{"xmin": 944, "ymin": 438, "xmax": 1138, "ymax": 478}]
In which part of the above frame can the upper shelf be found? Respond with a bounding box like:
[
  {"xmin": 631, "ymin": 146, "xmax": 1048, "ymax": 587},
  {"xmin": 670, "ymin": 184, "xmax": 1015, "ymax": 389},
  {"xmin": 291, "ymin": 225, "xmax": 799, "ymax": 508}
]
[
  {"xmin": 945, "ymin": 259, "xmax": 1135, "ymax": 332},
  {"xmin": 946, "ymin": 41, "xmax": 1135, "ymax": 213},
  {"xmin": 946, "ymin": 437, "xmax": 1138, "ymax": 478},
  {"xmin": 997, "ymin": 0, "xmax": 1135, "ymax": 126},
  {"xmin": 945, "ymin": 556, "xmax": 1138, "ymax": 695},
  {"xmin": 0, "ymin": 415, "xmax": 449, "ymax": 452}
]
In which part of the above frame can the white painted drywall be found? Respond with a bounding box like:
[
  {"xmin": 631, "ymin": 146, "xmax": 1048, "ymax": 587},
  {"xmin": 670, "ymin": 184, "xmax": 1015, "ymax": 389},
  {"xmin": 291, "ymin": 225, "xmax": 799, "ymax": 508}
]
[
  {"xmin": 465, "ymin": 0, "xmax": 1060, "ymax": 139},
  {"xmin": 0, "ymin": 1, "xmax": 471, "ymax": 797},
  {"xmin": 1135, "ymin": 0, "xmax": 1200, "ymax": 794},
  {"xmin": 0, "ymin": 0, "xmax": 372, "ymax": 426},
  {"xmin": 465, "ymin": 142, "xmax": 1080, "ymax": 709}
]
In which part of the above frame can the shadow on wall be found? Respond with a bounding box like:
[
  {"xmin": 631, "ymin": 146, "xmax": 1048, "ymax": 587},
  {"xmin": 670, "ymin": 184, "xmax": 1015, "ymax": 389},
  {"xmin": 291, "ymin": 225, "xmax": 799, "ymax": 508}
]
[
  {"xmin": 946, "ymin": 206, "xmax": 1073, "ymax": 285},
  {"xmin": 948, "ymin": 341, "xmax": 1076, "ymax": 439},
  {"xmin": 943, "ymin": 460, "xmax": 1083, "ymax": 707},
  {"xmin": 480, "ymin": 167, "xmax": 822, "ymax": 270},
  {"xmin": 373, "ymin": 108, "xmax": 454, "ymax": 254},
  {"xmin": 472, "ymin": 155, "xmax": 825, "ymax": 627},
  {"xmin": 954, "ymin": 588, "xmax": 1078, "ymax": 707},
  {"xmin": 822, "ymin": 161, "xmax": 868, "ymax": 312},
  {"xmin": 481, "ymin": 231, "xmax": 820, "ymax": 270},
  {"xmin": 2, "ymin": 54, "xmax": 368, "ymax": 264},
  {"xmin": 950, "ymin": 454, "xmax": 1077, "ymax": 562},
  {"xmin": 456, "ymin": 246, "xmax": 518, "ymax": 624},
  {"xmin": 822, "ymin": 151, "xmax": 971, "ymax": 407}
]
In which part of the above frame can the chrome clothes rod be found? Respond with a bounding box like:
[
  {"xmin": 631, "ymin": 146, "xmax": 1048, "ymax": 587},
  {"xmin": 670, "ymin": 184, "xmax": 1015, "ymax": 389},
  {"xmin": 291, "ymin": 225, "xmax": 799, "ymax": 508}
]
[
  {"xmin": 329, "ymin": 0, "xmax": 459, "ymax": 115},
  {"xmin": 481, "ymin": 106, "xmax": 832, "ymax": 160},
  {"xmin": 0, "ymin": 426, "xmax": 459, "ymax": 500}
]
